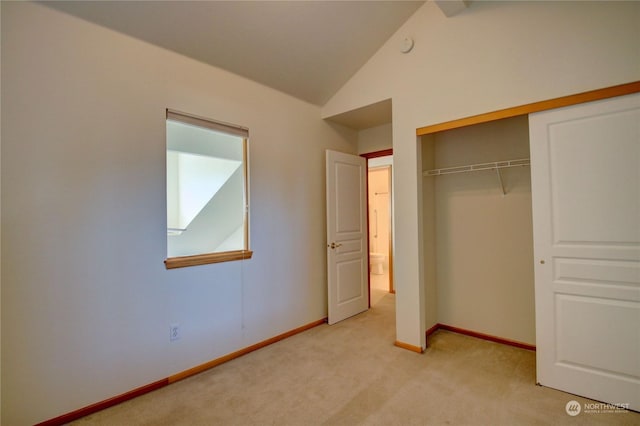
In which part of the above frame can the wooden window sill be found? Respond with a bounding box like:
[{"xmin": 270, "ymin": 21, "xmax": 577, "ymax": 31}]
[{"xmin": 165, "ymin": 250, "xmax": 253, "ymax": 269}]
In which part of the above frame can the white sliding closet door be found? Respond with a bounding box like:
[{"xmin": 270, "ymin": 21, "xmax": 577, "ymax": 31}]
[{"xmin": 529, "ymin": 92, "xmax": 640, "ymax": 410}]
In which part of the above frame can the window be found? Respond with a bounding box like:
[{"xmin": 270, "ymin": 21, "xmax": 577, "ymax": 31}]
[{"xmin": 164, "ymin": 110, "xmax": 252, "ymax": 269}]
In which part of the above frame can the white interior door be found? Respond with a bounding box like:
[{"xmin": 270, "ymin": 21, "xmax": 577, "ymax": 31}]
[
  {"xmin": 529, "ymin": 92, "xmax": 640, "ymax": 410},
  {"xmin": 326, "ymin": 150, "xmax": 368, "ymax": 325}
]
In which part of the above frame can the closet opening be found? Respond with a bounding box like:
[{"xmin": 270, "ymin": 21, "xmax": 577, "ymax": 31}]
[
  {"xmin": 421, "ymin": 114, "xmax": 536, "ymax": 348},
  {"xmin": 416, "ymin": 83, "xmax": 640, "ymax": 409}
]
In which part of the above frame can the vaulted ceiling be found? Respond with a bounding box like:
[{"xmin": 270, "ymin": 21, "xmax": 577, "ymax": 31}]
[{"xmin": 43, "ymin": 1, "xmax": 426, "ymax": 107}]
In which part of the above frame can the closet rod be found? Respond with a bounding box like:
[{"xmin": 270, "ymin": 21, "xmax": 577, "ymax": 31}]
[{"xmin": 423, "ymin": 158, "xmax": 530, "ymax": 177}]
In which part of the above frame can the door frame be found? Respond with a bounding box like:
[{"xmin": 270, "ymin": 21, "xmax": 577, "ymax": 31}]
[{"xmin": 361, "ymin": 149, "xmax": 394, "ymax": 302}]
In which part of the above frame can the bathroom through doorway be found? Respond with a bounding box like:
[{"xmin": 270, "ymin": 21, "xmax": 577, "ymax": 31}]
[{"xmin": 366, "ymin": 153, "xmax": 394, "ymax": 307}]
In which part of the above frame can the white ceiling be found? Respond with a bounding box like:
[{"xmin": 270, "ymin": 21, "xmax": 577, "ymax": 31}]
[{"xmin": 43, "ymin": 1, "xmax": 425, "ymax": 108}]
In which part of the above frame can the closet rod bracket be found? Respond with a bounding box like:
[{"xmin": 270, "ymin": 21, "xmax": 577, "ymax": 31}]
[{"xmin": 496, "ymin": 168, "xmax": 506, "ymax": 196}]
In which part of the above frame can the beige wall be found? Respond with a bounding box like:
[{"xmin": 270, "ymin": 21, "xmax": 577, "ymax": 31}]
[
  {"xmin": 358, "ymin": 123, "xmax": 392, "ymax": 154},
  {"xmin": 0, "ymin": 3, "xmax": 356, "ymax": 424},
  {"xmin": 323, "ymin": 0, "xmax": 640, "ymax": 349},
  {"xmin": 423, "ymin": 115, "xmax": 534, "ymax": 344}
]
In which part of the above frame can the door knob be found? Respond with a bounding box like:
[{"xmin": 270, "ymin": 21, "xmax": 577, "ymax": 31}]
[{"xmin": 329, "ymin": 242, "xmax": 342, "ymax": 249}]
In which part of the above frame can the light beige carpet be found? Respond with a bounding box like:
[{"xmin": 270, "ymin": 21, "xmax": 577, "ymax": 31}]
[{"xmin": 73, "ymin": 294, "xmax": 639, "ymax": 425}]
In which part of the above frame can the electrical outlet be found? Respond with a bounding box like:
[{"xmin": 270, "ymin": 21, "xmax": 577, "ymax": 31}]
[{"xmin": 169, "ymin": 323, "xmax": 180, "ymax": 342}]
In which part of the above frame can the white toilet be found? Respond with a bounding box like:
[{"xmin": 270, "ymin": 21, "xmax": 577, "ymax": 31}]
[{"xmin": 369, "ymin": 252, "xmax": 386, "ymax": 275}]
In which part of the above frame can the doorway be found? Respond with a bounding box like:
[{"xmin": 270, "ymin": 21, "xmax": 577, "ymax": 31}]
[{"xmin": 366, "ymin": 153, "xmax": 394, "ymax": 307}]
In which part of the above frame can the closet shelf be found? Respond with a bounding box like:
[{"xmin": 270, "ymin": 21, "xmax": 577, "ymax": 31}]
[
  {"xmin": 423, "ymin": 158, "xmax": 530, "ymax": 196},
  {"xmin": 423, "ymin": 158, "xmax": 530, "ymax": 177}
]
